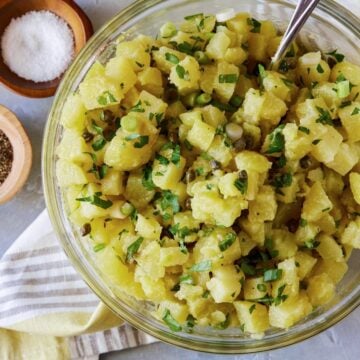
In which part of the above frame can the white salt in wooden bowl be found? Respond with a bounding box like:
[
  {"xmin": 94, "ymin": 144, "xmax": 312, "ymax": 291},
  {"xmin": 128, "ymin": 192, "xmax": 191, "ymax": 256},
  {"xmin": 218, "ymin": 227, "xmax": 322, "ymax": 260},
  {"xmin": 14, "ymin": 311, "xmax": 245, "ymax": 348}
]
[
  {"xmin": 0, "ymin": 105, "xmax": 32, "ymax": 204},
  {"xmin": 0, "ymin": 0, "xmax": 93, "ymax": 98}
]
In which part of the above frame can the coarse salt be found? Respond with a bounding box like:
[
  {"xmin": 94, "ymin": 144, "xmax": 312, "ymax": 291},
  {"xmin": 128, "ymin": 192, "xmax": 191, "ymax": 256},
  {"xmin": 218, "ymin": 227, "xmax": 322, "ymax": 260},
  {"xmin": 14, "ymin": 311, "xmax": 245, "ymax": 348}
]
[{"xmin": 1, "ymin": 11, "xmax": 74, "ymax": 83}]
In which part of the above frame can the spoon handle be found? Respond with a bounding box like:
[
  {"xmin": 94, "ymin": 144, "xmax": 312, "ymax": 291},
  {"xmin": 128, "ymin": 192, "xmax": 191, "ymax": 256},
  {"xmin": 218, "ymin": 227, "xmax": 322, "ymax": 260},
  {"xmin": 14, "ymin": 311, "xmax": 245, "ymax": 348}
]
[{"xmin": 271, "ymin": 0, "xmax": 321, "ymax": 68}]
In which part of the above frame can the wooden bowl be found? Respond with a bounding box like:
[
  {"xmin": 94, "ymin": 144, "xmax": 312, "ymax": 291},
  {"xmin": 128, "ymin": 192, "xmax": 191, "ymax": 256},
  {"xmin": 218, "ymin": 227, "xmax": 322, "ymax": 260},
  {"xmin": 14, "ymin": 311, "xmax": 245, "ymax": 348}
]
[
  {"xmin": 0, "ymin": 0, "xmax": 93, "ymax": 98},
  {"xmin": 0, "ymin": 105, "xmax": 32, "ymax": 204}
]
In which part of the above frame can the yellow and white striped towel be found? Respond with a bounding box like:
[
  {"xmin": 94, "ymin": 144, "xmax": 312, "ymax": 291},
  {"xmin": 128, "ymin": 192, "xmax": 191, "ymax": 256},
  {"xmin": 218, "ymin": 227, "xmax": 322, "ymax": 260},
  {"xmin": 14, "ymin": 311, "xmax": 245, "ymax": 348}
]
[{"xmin": 0, "ymin": 210, "xmax": 156, "ymax": 360}]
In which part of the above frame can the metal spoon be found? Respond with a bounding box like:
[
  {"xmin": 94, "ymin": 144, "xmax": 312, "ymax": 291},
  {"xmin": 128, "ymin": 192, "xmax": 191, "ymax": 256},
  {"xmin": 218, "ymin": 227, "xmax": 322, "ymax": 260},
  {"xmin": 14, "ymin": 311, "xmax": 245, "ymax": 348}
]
[{"xmin": 271, "ymin": 0, "xmax": 321, "ymax": 69}]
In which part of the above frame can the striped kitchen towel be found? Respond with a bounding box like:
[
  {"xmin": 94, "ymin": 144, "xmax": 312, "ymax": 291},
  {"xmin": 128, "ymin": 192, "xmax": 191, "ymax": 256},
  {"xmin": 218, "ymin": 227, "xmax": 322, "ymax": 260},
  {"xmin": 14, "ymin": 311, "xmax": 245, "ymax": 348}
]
[{"xmin": 0, "ymin": 209, "xmax": 156, "ymax": 360}]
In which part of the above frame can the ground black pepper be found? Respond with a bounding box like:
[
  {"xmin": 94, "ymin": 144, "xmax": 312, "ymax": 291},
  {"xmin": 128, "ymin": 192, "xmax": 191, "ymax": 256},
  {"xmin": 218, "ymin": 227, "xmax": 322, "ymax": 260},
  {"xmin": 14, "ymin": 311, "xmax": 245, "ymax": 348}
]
[{"xmin": 0, "ymin": 130, "xmax": 13, "ymax": 185}]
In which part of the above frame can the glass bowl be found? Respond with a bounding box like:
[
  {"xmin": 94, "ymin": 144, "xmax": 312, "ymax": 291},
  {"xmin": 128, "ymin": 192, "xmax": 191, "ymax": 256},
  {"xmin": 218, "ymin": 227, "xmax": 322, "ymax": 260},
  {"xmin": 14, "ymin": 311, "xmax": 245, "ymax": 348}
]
[{"xmin": 43, "ymin": 0, "xmax": 360, "ymax": 353}]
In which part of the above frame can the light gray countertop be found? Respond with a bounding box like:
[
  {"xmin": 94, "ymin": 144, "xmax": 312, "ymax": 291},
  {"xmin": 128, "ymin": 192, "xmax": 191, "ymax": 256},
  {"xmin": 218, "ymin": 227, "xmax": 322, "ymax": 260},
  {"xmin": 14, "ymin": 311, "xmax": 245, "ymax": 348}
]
[{"xmin": 0, "ymin": 1, "xmax": 359, "ymax": 359}]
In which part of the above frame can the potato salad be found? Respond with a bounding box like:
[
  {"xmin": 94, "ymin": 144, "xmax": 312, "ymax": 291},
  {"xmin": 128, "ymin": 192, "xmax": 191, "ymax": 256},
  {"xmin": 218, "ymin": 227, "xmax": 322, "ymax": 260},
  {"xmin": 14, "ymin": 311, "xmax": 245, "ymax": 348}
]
[{"xmin": 57, "ymin": 11, "xmax": 360, "ymax": 336}]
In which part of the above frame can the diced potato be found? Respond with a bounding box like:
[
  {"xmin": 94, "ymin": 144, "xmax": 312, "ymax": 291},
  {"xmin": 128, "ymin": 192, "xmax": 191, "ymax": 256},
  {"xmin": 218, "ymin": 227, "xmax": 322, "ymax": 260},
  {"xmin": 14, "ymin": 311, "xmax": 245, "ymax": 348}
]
[
  {"xmin": 159, "ymin": 247, "xmax": 189, "ymax": 266},
  {"xmin": 239, "ymin": 218, "xmax": 265, "ymax": 245},
  {"xmin": 60, "ymin": 93, "xmax": 86, "ymax": 131},
  {"xmin": 104, "ymin": 118, "xmax": 158, "ymax": 171},
  {"xmin": 349, "ymin": 172, "xmax": 360, "ymax": 205},
  {"xmin": 311, "ymin": 126, "xmax": 343, "ymax": 163},
  {"xmin": 234, "ymin": 301, "xmax": 269, "ymax": 334},
  {"xmin": 263, "ymin": 71, "xmax": 292, "ymax": 101},
  {"xmin": 260, "ymin": 92, "xmax": 288, "ymax": 127},
  {"xmin": 213, "ymin": 61, "xmax": 239, "ymax": 102},
  {"xmin": 56, "ymin": 159, "xmax": 88, "ymax": 187},
  {"xmin": 96, "ymin": 247, "xmax": 145, "ymax": 299},
  {"xmin": 306, "ymin": 273, "xmax": 335, "ymax": 306},
  {"xmin": 248, "ymin": 185, "xmax": 277, "ymax": 222},
  {"xmin": 272, "ymin": 258, "xmax": 299, "ymax": 300},
  {"xmin": 317, "ymin": 234, "xmax": 344, "ymax": 262},
  {"xmin": 271, "ymin": 230, "xmax": 298, "ymax": 260},
  {"xmin": 206, "ymin": 265, "xmax": 242, "ymax": 303},
  {"xmin": 312, "ymin": 259, "xmax": 348, "ymax": 284},
  {"xmin": 224, "ymin": 47, "xmax": 247, "ymax": 65},
  {"xmin": 137, "ymin": 67, "xmax": 163, "ymax": 97},
  {"xmin": 57, "ymin": 129, "xmax": 92, "ymax": 166},
  {"xmin": 244, "ymin": 277, "xmax": 270, "ymax": 300},
  {"xmin": 302, "ymin": 182, "xmax": 333, "ymax": 222},
  {"xmin": 330, "ymin": 61, "xmax": 360, "ymax": 85},
  {"xmin": 136, "ymin": 241, "xmax": 165, "ymax": 280},
  {"xmin": 296, "ymin": 52, "xmax": 331, "ymax": 86},
  {"xmin": 325, "ymin": 142, "xmax": 359, "ymax": 176},
  {"xmin": 101, "ymin": 169, "xmax": 125, "ymax": 196},
  {"xmin": 152, "ymin": 150, "xmax": 186, "ymax": 190},
  {"xmin": 169, "ymin": 56, "xmax": 201, "ymax": 95},
  {"xmin": 124, "ymin": 169, "xmax": 155, "ymax": 209},
  {"xmin": 235, "ymin": 151, "xmax": 271, "ymax": 173},
  {"xmin": 116, "ymin": 40, "xmax": 151, "ymax": 72},
  {"xmin": 341, "ymin": 218, "xmax": 360, "ymax": 249},
  {"xmin": 79, "ymin": 62, "xmax": 123, "ymax": 110},
  {"xmin": 200, "ymin": 64, "xmax": 217, "ymax": 94},
  {"xmin": 338, "ymin": 102, "xmax": 360, "ymax": 143},
  {"xmin": 206, "ymin": 32, "xmax": 231, "ymax": 60},
  {"xmin": 218, "ymin": 172, "xmax": 245, "ymax": 198},
  {"xmin": 152, "ymin": 46, "xmax": 186, "ymax": 74},
  {"xmin": 226, "ymin": 12, "xmax": 251, "ymax": 41},
  {"xmin": 207, "ymin": 135, "xmax": 233, "ymax": 167},
  {"xmin": 242, "ymin": 89, "xmax": 265, "ymax": 124},
  {"xmin": 269, "ymin": 291, "xmax": 312, "ymax": 329},
  {"xmin": 186, "ymin": 118, "xmax": 215, "ymax": 152},
  {"xmin": 136, "ymin": 214, "xmax": 162, "ymax": 240},
  {"xmin": 191, "ymin": 182, "xmax": 248, "ymax": 227},
  {"xmin": 105, "ymin": 56, "xmax": 137, "ymax": 94},
  {"xmin": 294, "ymin": 251, "xmax": 317, "ymax": 280}
]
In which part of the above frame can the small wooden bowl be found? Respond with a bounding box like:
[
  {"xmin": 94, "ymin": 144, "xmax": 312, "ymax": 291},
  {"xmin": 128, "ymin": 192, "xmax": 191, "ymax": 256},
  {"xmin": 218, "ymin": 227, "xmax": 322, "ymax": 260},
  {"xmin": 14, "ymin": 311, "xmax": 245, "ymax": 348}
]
[
  {"xmin": 0, "ymin": 0, "xmax": 93, "ymax": 98},
  {"xmin": 0, "ymin": 105, "xmax": 32, "ymax": 204}
]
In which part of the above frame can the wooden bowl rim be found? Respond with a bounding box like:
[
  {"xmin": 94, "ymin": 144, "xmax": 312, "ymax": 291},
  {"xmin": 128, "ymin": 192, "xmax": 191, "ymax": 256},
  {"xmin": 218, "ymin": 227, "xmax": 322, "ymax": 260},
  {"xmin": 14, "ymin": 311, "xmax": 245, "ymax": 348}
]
[
  {"xmin": 0, "ymin": 0, "xmax": 93, "ymax": 98},
  {"xmin": 0, "ymin": 105, "xmax": 32, "ymax": 204}
]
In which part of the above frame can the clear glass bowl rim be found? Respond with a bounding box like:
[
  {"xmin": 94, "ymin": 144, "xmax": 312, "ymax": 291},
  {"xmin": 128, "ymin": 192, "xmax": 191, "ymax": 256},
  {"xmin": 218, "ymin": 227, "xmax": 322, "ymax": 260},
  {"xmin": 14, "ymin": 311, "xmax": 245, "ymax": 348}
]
[{"xmin": 42, "ymin": 0, "xmax": 360, "ymax": 354}]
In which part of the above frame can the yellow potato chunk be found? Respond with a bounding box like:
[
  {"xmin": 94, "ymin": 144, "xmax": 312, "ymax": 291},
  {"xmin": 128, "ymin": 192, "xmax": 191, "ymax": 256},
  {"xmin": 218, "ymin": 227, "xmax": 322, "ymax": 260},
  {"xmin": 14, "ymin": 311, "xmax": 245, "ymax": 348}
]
[
  {"xmin": 234, "ymin": 301, "xmax": 269, "ymax": 334},
  {"xmin": 307, "ymin": 273, "xmax": 335, "ymax": 306},
  {"xmin": 186, "ymin": 118, "xmax": 216, "ymax": 152},
  {"xmin": 349, "ymin": 172, "xmax": 360, "ymax": 205}
]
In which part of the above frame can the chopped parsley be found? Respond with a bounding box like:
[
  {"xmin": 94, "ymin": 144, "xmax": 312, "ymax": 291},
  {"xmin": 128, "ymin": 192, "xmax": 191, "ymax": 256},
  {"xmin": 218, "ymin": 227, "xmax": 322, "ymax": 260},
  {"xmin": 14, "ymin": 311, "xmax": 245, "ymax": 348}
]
[
  {"xmin": 134, "ymin": 135, "xmax": 149, "ymax": 148},
  {"xmin": 213, "ymin": 313, "xmax": 230, "ymax": 330},
  {"xmin": 142, "ymin": 165, "xmax": 155, "ymax": 190},
  {"xmin": 266, "ymin": 125, "xmax": 285, "ymax": 154},
  {"xmin": 316, "ymin": 107, "xmax": 333, "ymax": 126},
  {"xmin": 176, "ymin": 64, "xmax": 189, "ymax": 80},
  {"xmin": 92, "ymin": 137, "xmax": 106, "ymax": 151},
  {"xmin": 156, "ymin": 154, "xmax": 170, "ymax": 165},
  {"xmin": 299, "ymin": 218, "xmax": 308, "ymax": 227},
  {"xmin": 179, "ymin": 274, "xmax": 193, "ymax": 284},
  {"xmin": 258, "ymin": 64, "xmax": 267, "ymax": 87},
  {"xmin": 234, "ymin": 171, "xmax": 248, "ymax": 195},
  {"xmin": 189, "ymin": 260, "xmax": 212, "ymax": 272},
  {"xmin": 162, "ymin": 309, "xmax": 182, "ymax": 332},
  {"xmin": 165, "ymin": 52, "xmax": 180, "ymax": 64},
  {"xmin": 160, "ymin": 190, "xmax": 180, "ymax": 214},
  {"xmin": 219, "ymin": 232, "xmax": 237, "ymax": 251},
  {"xmin": 76, "ymin": 193, "xmax": 113, "ymax": 209},
  {"xmin": 97, "ymin": 91, "xmax": 117, "ymax": 106},
  {"xmin": 170, "ymin": 144, "xmax": 181, "ymax": 165},
  {"xmin": 257, "ymin": 283, "xmax": 267, "ymax": 292},
  {"xmin": 316, "ymin": 64, "xmax": 324, "ymax": 74},
  {"xmin": 218, "ymin": 74, "xmax": 238, "ymax": 83},
  {"xmin": 351, "ymin": 107, "xmax": 360, "ymax": 115},
  {"xmin": 93, "ymin": 243, "xmax": 106, "ymax": 252},
  {"xmin": 326, "ymin": 49, "xmax": 345, "ymax": 63},
  {"xmin": 126, "ymin": 237, "xmax": 144, "ymax": 262},
  {"xmin": 247, "ymin": 17, "xmax": 261, "ymax": 33},
  {"xmin": 298, "ymin": 126, "xmax": 310, "ymax": 134},
  {"xmin": 303, "ymin": 239, "xmax": 320, "ymax": 249},
  {"xmin": 249, "ymin": 304, "xmax": 256, "ymax": 314},
  {"xmin": 263, "ymin": 268, "xmax": 283, "ymax": 282},
  {"xmin": 130, "ymin": 100, "xmax": 145, "ymax": 113}
]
